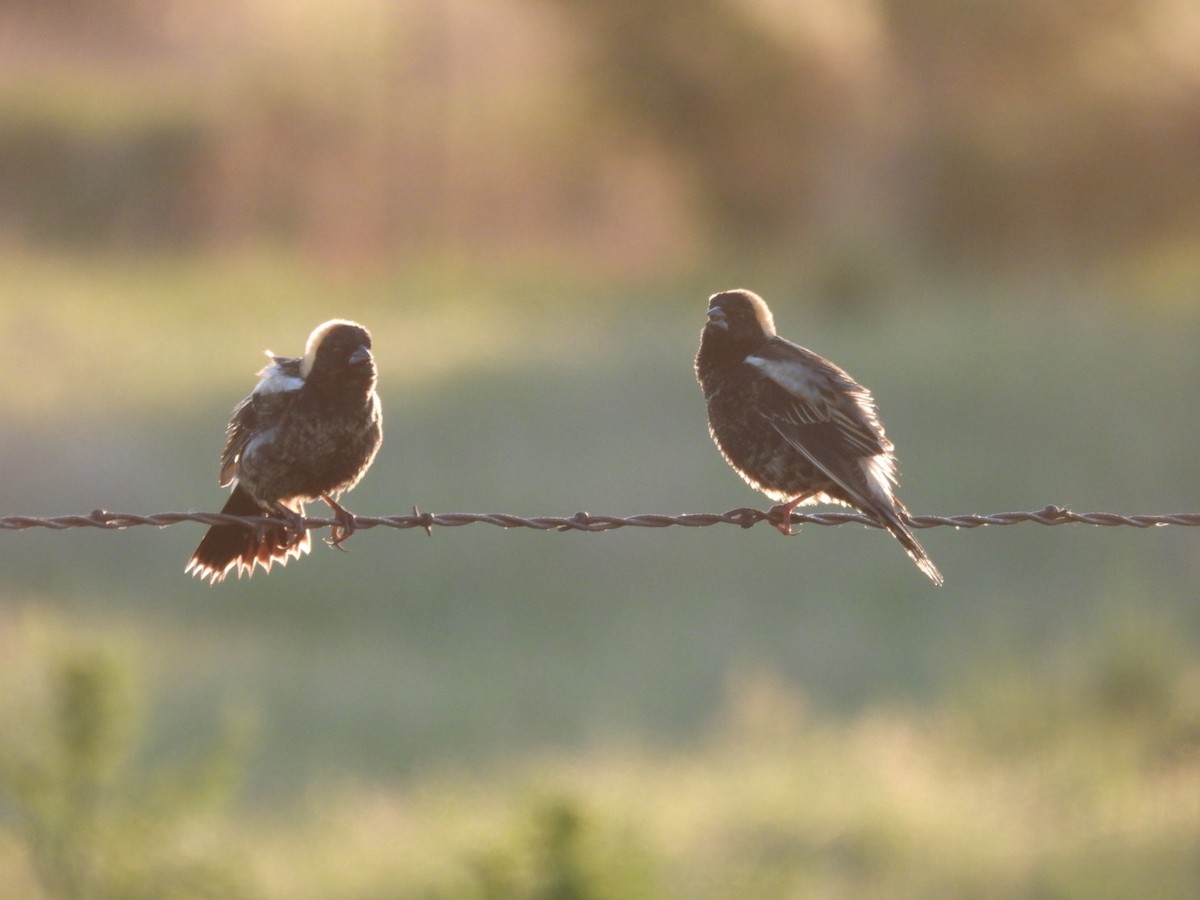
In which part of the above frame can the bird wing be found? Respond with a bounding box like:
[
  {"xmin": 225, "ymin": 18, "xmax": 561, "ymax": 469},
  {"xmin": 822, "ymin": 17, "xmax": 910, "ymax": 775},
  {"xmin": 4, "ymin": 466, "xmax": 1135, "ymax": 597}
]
[
  {"xmin": 217, "ymin": 356, "xmax": 305, "ymax": 486},
  {"xmin": 745, "ymin": 339, "xmax": 893, "ymax": 504}
]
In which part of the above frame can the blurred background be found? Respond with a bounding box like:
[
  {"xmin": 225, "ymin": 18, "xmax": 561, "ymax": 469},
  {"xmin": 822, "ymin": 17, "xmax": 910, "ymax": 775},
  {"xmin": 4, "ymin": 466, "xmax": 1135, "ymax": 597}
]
[{"xmin": 1, "ymin": 0, "xmax": 1199, "ymax": 896}]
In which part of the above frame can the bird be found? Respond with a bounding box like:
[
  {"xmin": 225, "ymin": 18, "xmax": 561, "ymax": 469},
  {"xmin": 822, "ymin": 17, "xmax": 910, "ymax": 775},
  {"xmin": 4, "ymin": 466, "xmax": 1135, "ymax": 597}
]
[
  {"xmin": 694, "ymin": 289, "xmax": 942, "ymax": 585},
  {"xmin": 185, "ymin": 319, "xmax": 383, "ymax": 584}
]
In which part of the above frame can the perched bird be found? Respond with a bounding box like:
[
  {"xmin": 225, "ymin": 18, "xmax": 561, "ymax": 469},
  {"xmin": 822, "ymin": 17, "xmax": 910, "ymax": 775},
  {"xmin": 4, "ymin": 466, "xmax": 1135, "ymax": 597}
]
[
  {"xmin": 695, "ymin": 289, "xmax": 942, "ymax": 585},
  {"xmin": 186, "ymin": 319, "xmax": 383, "ymax": 584}
]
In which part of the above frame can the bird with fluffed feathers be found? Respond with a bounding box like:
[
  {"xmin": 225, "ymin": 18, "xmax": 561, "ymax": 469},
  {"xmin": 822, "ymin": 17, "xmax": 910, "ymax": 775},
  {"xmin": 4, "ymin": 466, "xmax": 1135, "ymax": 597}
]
[{"xmin": 186, "ymin": 319, "xmax": 383, "ymax": 584}]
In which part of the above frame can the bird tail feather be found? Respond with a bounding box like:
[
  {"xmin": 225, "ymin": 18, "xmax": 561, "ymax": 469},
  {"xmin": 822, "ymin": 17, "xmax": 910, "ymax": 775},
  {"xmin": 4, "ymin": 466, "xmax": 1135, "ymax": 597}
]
[
  {"xmin": 876, "ymin": 504, "xmax": 943, "ymax": 586},
  {"xmin": 185, "ymin": 486, "xmax": 310, "ymax": 584}
]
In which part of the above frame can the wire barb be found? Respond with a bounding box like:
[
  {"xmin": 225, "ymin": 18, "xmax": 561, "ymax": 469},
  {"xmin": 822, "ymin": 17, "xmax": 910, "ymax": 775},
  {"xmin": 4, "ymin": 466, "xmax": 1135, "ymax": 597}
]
[{"xmin": 2, "ymin": 507, "xmax": 1199, "ymax": 534}]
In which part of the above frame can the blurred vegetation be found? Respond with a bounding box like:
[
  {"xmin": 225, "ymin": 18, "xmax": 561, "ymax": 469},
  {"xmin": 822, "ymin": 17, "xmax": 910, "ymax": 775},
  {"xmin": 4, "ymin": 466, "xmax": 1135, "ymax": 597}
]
[
  {"xmin": 2, "ymin": 0, "xmax": 1199, "ymax": 281},
  {"xmin": 9, "ymin": 622, "xmax": 1180, "ymax": 900},
  {"xmin": 2, "ymin": 621, "xmax": 1198, "ymax": 898},
  {"xmin": 0, "ymin": 619, "xmax": 254, "ymax": 899},
  {"xmin": 1, "ymin": 0, "xmax": 1199, "ymax": 896}
]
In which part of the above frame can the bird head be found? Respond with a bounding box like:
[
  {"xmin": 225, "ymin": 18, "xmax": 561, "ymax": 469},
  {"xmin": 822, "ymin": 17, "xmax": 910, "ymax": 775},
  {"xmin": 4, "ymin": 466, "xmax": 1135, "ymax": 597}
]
[
  {"xmin": 703, "ymin": 289, "xmax": 776, "ymax": 354},
  {"xmin": 301, "ymin": 319, "xmax": 376, "ymax": 388}
]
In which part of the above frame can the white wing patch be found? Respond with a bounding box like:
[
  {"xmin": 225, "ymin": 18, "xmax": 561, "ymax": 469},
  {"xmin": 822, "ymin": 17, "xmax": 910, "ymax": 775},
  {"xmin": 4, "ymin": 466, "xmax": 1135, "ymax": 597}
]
[
  {"xmin": 253, "ymin": 361, "xmax": 304, "ymax": 395},
  {"xmin": 745, "ymin": 354, "xmax": 824, "ymax": 404}
]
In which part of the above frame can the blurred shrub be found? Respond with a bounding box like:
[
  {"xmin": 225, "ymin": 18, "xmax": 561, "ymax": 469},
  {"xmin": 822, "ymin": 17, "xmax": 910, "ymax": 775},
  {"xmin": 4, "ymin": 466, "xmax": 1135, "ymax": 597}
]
[
  {"xmin": 543, "ymin": 0, "xmax": 827, "ymax": 240},
  {"xmin": 950, "ymin": 605, "xmax": 1200, "ymax": 759},
  {"xmin": 0, "ymin": 622, "xmax": 254, "ymax": 899},
  {"xmin": 4, "ymin": 0, "xmax": 1200, "ymax": 279},
  {"xmin": 0, "ymin": 114, "xmax": 207, "ymax": 249},
  {"xmin": 460, "ymin": 796, "xmax": 658, "ymax": 900}
]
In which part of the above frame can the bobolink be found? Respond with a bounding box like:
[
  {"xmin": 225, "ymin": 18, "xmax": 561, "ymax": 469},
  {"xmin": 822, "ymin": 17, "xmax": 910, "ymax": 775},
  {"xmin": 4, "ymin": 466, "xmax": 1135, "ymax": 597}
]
[
  {"xmin": 695, "ymin": 289, "xmax": 942, "ymax": 585},
  {"xmin": 186, "ymin": 319, "xmax": 383, "ymax": 584}
]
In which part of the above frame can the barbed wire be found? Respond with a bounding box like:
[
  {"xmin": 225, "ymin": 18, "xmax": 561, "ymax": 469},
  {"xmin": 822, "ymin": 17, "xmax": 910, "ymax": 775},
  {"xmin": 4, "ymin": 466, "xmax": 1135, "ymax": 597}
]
[{"xmin": 1, "ymin": 506, "xmax": 1199, "ymax": 535}]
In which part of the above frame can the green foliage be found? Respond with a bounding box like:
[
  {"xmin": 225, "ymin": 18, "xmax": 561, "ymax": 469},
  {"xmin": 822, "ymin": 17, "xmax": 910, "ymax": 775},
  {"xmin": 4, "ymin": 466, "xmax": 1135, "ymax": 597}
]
[
  {"xmin": 228, "ymin": 642, "xmax": 1200, "ymax": 898},
  {"xmin": 6, "ymin": 0, "xmax": 1200, "ymax": 273},
  {"xmin": 950, "ymin": 606, "xmax": 1200, "ymax": 759},
  {"xmin": 461, "ymin": 797, "xmax": 658, "ymax": 900},
  {"xmin": 0, "ymin": 621, "xmax": 254, "ymax": 899},
  {"xmin": 545, "ymin": 0, "xmax": 819, "ymax": 237}
]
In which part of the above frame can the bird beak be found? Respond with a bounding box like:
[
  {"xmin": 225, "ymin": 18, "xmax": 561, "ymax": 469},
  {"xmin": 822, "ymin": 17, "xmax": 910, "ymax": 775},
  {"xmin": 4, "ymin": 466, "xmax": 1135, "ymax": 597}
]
[
  {"xmin": 348, "ymin": 345, "xmax": 373, "ymax": 366},
  {"xmin": 706, "ymin": 305, "xmax": 729, "ymax": 331}
]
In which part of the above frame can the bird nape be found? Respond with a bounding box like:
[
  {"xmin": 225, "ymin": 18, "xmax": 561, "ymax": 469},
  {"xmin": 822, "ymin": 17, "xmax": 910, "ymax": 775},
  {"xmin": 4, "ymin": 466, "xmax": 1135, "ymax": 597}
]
[
  {"xmin": 185, "ymin": 318, "xmax": 383, "ymax": 584},
  {"xmin": 695, "ymin": 289, "xmax": 942, "ymax": 586}
]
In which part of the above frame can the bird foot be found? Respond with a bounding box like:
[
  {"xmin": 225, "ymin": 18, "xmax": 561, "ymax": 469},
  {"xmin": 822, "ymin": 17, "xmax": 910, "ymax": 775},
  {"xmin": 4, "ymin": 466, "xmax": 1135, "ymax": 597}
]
[
  {"xmin": 322, "ymin": 494, "xmax": 357, "ymax": 551},
  {"xmin": 269, "ymin": 502, "xmax": 309, "ymax": 548},
  {"xmin": 767, "ymin": 498, "xmax": 805, "ymax": 536}
]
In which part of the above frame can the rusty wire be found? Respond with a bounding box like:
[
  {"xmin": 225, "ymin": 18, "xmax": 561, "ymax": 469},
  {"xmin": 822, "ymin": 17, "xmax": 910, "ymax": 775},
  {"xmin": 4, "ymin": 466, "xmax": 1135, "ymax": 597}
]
[{"xmin": 1, "ymin": 506, "xmax": 1198, "ymax": 535}]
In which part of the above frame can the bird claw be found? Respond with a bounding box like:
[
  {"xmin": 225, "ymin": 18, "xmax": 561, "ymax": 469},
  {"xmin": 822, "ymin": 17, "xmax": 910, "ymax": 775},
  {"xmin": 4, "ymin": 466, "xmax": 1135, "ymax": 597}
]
[
  {"xmin": 767, "ymin": 499, "xmax": 805, "ymax": 536},
  {"xmin": 322, "ymin": 494, "xmax": 357, "ymax": 551},
  {"xmin": 270, "ymin": 503, "xmax": 309, "ymax": 548},
  {"xmin": 768, "ymin": 510, "xmax": 794, "ymax": 535}
]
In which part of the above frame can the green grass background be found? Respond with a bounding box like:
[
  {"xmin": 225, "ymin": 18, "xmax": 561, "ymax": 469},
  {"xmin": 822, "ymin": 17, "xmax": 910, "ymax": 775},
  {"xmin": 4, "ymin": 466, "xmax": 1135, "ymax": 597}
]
[{"xmin": 1, "ymin": 254, "xmax": 1199, "ymax": 896}]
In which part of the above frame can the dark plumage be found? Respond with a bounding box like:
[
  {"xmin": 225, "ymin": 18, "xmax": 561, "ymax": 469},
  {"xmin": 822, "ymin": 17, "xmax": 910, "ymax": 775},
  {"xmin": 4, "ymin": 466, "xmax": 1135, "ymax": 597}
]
[
  {"xmin": 186, "ymin": 319, "xmax": 383, "ymax": 584},
  {"xmin": 695, "ymin": 289, "xmax": 942, "ymax": 585}
]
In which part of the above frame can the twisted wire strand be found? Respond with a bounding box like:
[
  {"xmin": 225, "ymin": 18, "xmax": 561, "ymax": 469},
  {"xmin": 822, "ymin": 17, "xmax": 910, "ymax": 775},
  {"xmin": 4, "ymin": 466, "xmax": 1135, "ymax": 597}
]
[{"xmin": 2, "ymin": 506, "xmax": 1199, "ymax": 534}]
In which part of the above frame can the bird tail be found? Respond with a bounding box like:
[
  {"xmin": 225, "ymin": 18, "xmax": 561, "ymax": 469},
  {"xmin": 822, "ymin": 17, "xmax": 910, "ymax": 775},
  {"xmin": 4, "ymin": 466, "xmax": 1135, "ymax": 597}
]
[
  {"xmin": 185, "ymin": 486, "xmax": 310, "ymax": 584},
  {"xmin": 875, "ymin": 504, "xmax": 943, "ymax": 586}
]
